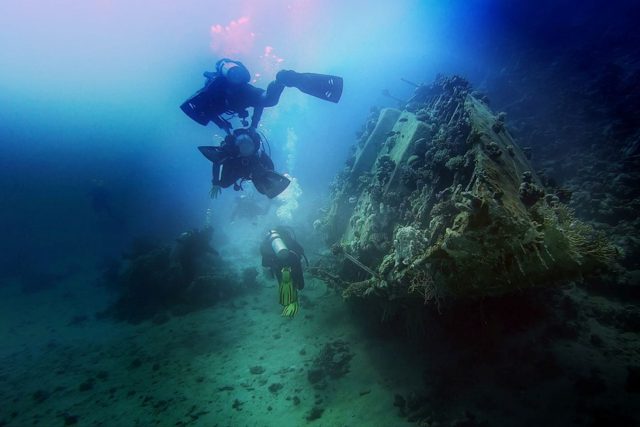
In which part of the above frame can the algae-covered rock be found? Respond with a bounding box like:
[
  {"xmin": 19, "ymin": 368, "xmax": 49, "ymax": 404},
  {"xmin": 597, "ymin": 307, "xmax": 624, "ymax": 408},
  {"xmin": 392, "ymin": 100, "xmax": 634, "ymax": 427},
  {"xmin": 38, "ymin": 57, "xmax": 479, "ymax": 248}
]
[
  {"xmin": 319, "ymin": 75, "xmax": 615, "ymax": 303},
  {"xmin": 101, "ymin": 227, "xmax": 239, "ymax": 323}
]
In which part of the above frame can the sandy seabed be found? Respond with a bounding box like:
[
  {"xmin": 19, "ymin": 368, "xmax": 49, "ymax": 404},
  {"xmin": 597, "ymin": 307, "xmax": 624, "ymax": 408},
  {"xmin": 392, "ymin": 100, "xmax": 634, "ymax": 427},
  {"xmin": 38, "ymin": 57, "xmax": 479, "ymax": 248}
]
[
  {"xmin": 0, "ymin": 266, "xmax": 423, "ymax": 427},
  {"xmin": 1, "ymin": 246, "xmax": 639, "ymax": 427}
]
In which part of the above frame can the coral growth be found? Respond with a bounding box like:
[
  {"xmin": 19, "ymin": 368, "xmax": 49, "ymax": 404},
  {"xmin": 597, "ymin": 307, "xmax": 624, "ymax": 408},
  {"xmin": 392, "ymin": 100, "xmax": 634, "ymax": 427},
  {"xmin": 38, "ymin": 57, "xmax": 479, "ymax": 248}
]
[
  {"xmin": 318, "ymin": 75, "xmax": 616, "ymax": 308},
  {"xmin": 519, "ymin": 171, "xmax": 545, "ymax": 207},
  {"xmin": 393, "ymin": 226, "xmax": 426, "ymax": 266}
]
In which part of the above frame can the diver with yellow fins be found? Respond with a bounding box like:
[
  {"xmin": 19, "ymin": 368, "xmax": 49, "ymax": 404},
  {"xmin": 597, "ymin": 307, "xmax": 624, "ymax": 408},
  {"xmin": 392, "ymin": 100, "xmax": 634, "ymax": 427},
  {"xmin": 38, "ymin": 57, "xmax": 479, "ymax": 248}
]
[{"xmin": 260, "ymin": 227, "xmax": 308, "ymax": 318}]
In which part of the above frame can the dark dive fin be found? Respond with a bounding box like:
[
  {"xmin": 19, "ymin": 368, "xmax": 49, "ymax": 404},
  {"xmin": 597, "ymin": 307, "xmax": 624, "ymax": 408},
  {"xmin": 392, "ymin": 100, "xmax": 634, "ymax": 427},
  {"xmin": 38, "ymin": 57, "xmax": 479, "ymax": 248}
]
[
  {"xmin": 181, "ymin": 89, "xmax": 212, "ymax": 126},
  {"xmin": 198, "ymin": 146, "xmax": 229, "ymax": 164},
  {"xmin": 294, "ymin": 73, "xmax": 343, "ymax": 103},
  {"xmin": 252, "ymin": 171, "xmax": 291, "ymax": 199}
]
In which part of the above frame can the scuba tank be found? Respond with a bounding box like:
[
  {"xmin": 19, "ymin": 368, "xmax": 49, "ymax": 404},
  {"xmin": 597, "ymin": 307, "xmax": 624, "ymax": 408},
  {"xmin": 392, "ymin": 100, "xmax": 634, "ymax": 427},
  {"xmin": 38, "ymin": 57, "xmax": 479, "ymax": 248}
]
[
  {"xmin": 267, "ymin": 229, "xmax": 290, "ymax": 260},
  {"xmin": 216, "ymin": 58, "xmax": 251, "ymax": 85}
]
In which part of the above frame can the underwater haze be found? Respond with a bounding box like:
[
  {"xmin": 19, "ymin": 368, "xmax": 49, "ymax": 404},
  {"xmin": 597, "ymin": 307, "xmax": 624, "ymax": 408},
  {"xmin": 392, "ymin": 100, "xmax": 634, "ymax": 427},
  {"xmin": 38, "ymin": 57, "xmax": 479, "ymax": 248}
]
[
  {"xmin": 1, "ymin": 0, "xmax": 639, "ymax": 426},
  {"xmin": 0, "ymin": 0, "xmax": 473, "ymax": 280}
]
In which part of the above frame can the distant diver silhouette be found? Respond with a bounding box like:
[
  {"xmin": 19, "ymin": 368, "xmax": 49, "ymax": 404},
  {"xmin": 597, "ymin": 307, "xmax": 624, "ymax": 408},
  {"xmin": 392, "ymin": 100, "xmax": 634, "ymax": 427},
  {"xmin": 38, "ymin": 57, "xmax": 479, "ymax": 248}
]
[{"xmin": 89, "ymin": 179, "xmax": 125, "ymax": 227}]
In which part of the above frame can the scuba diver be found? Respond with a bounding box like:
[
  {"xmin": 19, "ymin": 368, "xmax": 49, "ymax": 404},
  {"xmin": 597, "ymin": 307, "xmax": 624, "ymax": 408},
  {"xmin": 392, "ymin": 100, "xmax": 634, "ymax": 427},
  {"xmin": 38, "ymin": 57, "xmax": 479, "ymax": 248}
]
[
  {"xmin": 260, "ymin": 227, "xmax": 308, "ymax": 318},
  {"xmin": 180, "ymin": 58, "xmax": 343, "ymax": 133},
  {"xmin": 181, "ymin": 58, "xmax": 343, "ymax": 199},
  {"xmin": 198, "ymin": 127, "xmax": 291, "ymax": 199}
]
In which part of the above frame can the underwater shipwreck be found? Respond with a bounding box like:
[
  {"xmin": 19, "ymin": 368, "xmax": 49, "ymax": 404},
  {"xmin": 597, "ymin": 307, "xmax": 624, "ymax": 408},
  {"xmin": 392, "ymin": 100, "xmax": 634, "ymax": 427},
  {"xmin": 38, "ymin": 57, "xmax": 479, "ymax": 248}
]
[{"xmin": 315, "ymin": 75, "xmax": 616, "ymax": 309}]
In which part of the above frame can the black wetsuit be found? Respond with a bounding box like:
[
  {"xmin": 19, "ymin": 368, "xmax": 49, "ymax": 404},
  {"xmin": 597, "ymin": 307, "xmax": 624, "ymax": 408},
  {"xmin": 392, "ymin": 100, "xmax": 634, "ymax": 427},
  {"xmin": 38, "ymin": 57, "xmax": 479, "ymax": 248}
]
[
  {"xmin": 182, "ymin": 65, "xmax": 343, "ymax": 131},
  {"xmin": 210, "ymin": 149, "xmax": 275, "ymax": 189},
  {"xmin": 183, "ymin": 76, "xmax": 285, "ymax": 131}
]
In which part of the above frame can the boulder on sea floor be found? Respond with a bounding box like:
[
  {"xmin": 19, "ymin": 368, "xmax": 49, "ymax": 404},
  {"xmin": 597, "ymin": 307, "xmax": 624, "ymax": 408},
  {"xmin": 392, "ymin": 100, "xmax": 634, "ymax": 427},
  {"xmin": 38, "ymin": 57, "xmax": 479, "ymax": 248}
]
[
  {"xmin": 99, "ymin": 227, "xmax": 240, "ymax": 323},
  {"xmin": 307, "ymin": 340, "xmax": 354, "ymax": 390},
  {"xmin": 316, "ymin": 75, "xmax": 616, "ymax": 303}
]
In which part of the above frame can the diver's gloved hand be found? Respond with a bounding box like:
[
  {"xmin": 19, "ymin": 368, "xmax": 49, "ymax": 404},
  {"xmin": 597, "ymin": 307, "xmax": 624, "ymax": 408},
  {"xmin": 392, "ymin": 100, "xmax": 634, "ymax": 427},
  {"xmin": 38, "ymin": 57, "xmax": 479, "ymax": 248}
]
[{"xmin": 210, "ymin": 185, "xmax": 222, "ymax": 199}]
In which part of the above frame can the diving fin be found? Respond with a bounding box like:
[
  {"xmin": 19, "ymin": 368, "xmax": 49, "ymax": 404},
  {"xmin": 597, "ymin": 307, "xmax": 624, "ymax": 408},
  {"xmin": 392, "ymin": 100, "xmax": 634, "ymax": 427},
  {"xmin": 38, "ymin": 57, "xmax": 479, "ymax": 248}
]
[
  {"xmin": 252, "ymin": 170, "xmax": 291, "ymax": 199},
  {"xmin": 279, "ymin": 71, "xmax": 343, "ymax": 103},
  {"xmin": 181, "ymin": 88, "xmax": 213, "ymax": 126},
  {"xmin": 198, "ymin": 146, "xmax": 229, "ymax": 164},
  {"xmin": 278, "ymin": 267, "xmax": 299, "ymax": 318}
]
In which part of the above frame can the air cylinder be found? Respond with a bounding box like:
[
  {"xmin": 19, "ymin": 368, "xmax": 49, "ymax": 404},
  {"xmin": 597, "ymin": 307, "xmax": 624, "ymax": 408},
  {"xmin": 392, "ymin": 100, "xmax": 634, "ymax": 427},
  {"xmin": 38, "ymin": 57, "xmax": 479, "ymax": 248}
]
[{"xmin": 268, "ymin": 230, "xmax": 289, "ymax": 260}]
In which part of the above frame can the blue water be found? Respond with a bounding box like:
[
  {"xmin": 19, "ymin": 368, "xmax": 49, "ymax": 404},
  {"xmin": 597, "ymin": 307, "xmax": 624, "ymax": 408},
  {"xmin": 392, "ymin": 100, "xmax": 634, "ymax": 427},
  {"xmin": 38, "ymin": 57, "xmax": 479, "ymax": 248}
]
[
  {"xmin": 1, "ymin": 0, "xmax": 635, "ymax": 268},
  {"xmin": 1, "ymin": 0, "xmax": 639, "ymax": 425}
]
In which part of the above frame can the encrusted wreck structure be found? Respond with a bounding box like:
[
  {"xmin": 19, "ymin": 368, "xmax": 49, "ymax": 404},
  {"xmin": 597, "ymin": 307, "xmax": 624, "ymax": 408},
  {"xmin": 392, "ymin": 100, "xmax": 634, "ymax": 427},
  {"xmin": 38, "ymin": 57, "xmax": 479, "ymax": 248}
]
[{"xmin": 317, "ymin": 76, "xmax": 614, "ymax": 305}]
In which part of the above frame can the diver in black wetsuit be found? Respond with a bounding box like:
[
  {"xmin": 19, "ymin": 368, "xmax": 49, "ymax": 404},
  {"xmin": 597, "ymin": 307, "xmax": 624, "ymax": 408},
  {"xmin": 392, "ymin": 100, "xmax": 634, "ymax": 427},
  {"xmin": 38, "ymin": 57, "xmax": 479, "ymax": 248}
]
[
  {"xmin": 198, "ymin": 127, "xmax": 291, "ymax": 199},
  {"xmin": 180, "ymin": 58, "xmax": 343, "ymax": 133},
  {"xmin": 181, "ymin": 58, "xmax": 343, "ymax": 199}
]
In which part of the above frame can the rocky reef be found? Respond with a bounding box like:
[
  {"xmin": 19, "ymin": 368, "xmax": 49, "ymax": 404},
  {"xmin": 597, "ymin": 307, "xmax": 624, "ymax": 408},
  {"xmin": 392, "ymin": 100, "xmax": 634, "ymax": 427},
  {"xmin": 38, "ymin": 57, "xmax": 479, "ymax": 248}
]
[
  {"xmin": 100, "ymin": 227, "xmax": 246, "ymax": 323},
  {"xmin": 316, "ymin": 76, "xmax": 616, "ymax": 305}
]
